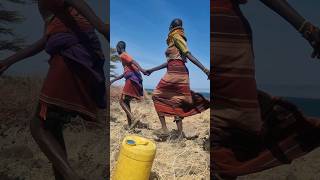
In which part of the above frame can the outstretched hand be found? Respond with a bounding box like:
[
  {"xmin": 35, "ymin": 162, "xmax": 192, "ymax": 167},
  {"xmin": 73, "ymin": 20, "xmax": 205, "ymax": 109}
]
[
  {"xmin": 142, "ymin": 69, "xmax": 151, "ymax": 76},
  {"xmin": 0, "ymin": 61, "xmax": 9, "ymax": 76},
  {"xmin": 204, "ymin": 68, "xmax": 210, "ymax": 80},
  {"xmin": 146, "ymin": 69, "xmax": 153, "ymax": 76},
  {"xmin": 301, "ymin": 23, "xmax": 320, "ymax": 59}
]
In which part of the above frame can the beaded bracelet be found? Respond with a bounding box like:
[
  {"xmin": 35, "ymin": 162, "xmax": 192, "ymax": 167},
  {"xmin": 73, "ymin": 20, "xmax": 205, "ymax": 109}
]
[{"xmin": 298, "ymin": 20, "xmax": 311, "ymax": 33}]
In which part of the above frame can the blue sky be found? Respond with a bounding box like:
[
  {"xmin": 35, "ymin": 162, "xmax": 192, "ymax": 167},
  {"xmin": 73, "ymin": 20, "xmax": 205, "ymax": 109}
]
[
  {"xmin": 110, "ymin": 0, "xmax": 210, "ymax": 92},
  {"xmin": 3, "ymin": 0, "xmax": 320, "ymax": 97},
  {"xmin": 241, "ymin": 1, "xmax": 320, "ymax": 98}
]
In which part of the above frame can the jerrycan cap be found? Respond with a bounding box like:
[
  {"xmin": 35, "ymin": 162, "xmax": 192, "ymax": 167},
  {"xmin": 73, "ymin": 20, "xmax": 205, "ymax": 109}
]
[
  {"xmin": 126, "ymin": 139, "xmax": 149, "ymax": 146},
  {"xmin": 121, "ymin": 135, "xmax": 156, "ymax": 161},
  {"xmin": 126, "ymin": 139, "xmax": 136, "ymax": 146}
]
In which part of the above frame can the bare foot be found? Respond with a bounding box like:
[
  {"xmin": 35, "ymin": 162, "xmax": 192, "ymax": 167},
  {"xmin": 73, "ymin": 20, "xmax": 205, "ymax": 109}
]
[
  {"xmin": 153, "ymin": 128, "xmax": 170, "ymax": 136},
  {"xmin": 135, "ymin": 121, "xmax": 150, "ymax": 129},
  {"xmin": 123, "ymin": 124, "xmax": 141, "ymax": 133},
  {"xmin": 153, "ymin": 128, "xmax": 169, "ymax": 141},
  {"xmin": 169, "ymin": 130, "xmax": 185, "ymax": 142},
  {"xmin": 129, "ymin": 118, "xmax": 140, "ymax": 130}
]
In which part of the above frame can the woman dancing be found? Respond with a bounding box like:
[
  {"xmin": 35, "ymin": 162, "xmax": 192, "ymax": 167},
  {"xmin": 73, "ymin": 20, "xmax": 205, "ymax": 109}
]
[
  {"xmin": 147, "ymin": 18, "xmax": 210, "ymax": 140},
  {"xmin": 110, "ymin": 41, "xmax": 148, "ymax": 129}
]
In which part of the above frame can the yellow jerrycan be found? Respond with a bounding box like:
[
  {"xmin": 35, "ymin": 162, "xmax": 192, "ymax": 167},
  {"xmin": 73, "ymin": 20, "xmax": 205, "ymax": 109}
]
[{"xmin": 113, "ymin": 135, "xmax": 157, "ymax": 180}]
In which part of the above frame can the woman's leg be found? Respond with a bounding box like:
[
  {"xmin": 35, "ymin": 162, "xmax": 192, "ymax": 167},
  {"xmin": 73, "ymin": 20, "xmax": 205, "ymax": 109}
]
[
  {"xmin": 119, "ymin": 95, "xmax": 132, "ymax": 126},
  {"xmin": 30, "ymin": 108, "xmax": 81, "ymax": 180},
  {"xmin": 50, "ymin": 116, "xmax": 67, "ymax": 180},
  {"xmin": 119, "ymin": 95, "xmax": 140, "ymax": 129},
  {"xmin": 174, "ymin": 116, "xmax": 184, "ymax": 135},
  {"xmin": 157, "ymin": 115, "xmax": 169, "ymax": 134},
  {"xmin": 119, "ymin": 95, "xmax": 133, "ymax": 126}
]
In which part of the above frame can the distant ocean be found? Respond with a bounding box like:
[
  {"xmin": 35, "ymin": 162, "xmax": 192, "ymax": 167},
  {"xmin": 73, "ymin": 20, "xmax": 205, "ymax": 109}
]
[
  {"xmin": 286, "ymin": 97, "xmax": 320, "ymax": 117},
  {"xmin": 145, "ymin": 89, "xmax": 320, "ymax": 117},
  {"xmin": 258, "ymin": 85, "xmax": 320, "ymax": 117}
]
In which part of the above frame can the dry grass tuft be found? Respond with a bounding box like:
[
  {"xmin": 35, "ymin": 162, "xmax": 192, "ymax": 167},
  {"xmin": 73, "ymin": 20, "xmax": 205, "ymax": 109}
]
[{"xmin": 110, "ymin": 86, "xmax": 210, "ymax": 180}]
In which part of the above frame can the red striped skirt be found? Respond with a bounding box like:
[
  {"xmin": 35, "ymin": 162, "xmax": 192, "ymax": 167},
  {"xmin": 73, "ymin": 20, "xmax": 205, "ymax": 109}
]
[
  {"xmin": 122, "ymin": 73, "xmax": 144, "ymax": 100},
  {"xmin": 152, "ymin": 59, "xmax": 209, "ymax": 117},
  {"xmin": 211, "ymin": 0, "xmax": 262, "ymax": 143},
  {"xmin": 40, "ymin": 55, "xmax": 99, "ymax": 121},
  {"xmin": 212, "ymin": 91, "xmax": 320, "ymax": 177},
  {"xmin": 211, "ymin": 1, "xmax": 320, "ymax": 178}
]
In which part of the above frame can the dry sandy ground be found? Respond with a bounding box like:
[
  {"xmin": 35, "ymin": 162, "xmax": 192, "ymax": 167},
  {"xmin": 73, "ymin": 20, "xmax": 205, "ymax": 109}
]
[
  {"xmin": 238, "ymin": 148, "xmax": 320, "ymax": 180},
  {"xmin": 110, "ymin": 86, "xmax": 210, "ymax": 180},
  {"xmin": 1, "ymin": 77, "xmax": 320, "ymax": 180},
  {"xmin": 0, "ymin": 76, "xmax": 108, "ymax": 180},
  {"xmin": 110, "ymin": 86, "xmax": 320, "ymax": 180}
]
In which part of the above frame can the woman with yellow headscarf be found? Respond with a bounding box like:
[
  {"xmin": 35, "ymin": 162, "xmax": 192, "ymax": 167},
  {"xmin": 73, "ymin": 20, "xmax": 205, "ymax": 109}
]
[{"xmin": 146, "ymin": 18, "xmax": 210, "ymax": 140}]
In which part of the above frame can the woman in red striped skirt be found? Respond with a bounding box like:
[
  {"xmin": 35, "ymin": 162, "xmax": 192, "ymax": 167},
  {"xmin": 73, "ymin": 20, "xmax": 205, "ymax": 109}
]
[
  {"xmin": 146, "ymin": 18, "xmax": 210, "ymax": 139},
  {"xmin": 0, "ymin": 0, "xmax": 108, "ymax": 179},
  {"xmin": 212, "ymin": 0, "xmax": 320, "ymax": 179}
]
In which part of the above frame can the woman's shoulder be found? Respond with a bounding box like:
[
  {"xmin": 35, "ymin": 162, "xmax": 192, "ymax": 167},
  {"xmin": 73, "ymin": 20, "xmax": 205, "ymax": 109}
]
[
  {"xmin": 172, "ymin": 33, "xmax": 187, "ymax": 45},
  {"xmin": 120, "ymin": 52, "xmax": 133, "ymax": 61}
]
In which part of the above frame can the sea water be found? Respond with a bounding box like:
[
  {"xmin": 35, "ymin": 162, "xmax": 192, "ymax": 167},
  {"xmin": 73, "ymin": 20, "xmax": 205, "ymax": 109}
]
[{"xmin": 286, "ymin": 97, "xmax": 320, "ymax": 117}]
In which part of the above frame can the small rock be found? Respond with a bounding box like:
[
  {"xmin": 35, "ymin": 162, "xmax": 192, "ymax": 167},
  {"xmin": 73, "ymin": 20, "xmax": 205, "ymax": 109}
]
[
  {"xmin": 202, "ymin": 137, "xmax": 210, "ymax": 151},
  {"xmin": 184, "ymin": 131, "xmax": 199, "ymax": 140},
  {"xmin": 178, "ymin": 142, "xmax": 186, "ymax": 148},
  {"xmin": 136, "ymin": 121, "xmax": 150, "ymax": 129},
  {"xmin": 110, "ymin": 116, "xmax": 117, "ymax": 122},
  {"xmin": 149, "ymin": 171, "xmax": 160, "ymax": 180},
  {"xmin": 189, "ymin": 166, "xmax": 201, "ymax": 175}
]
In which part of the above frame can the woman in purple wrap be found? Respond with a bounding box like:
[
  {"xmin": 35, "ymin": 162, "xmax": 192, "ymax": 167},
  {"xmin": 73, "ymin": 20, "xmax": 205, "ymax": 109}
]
[
  {"xmin": 110, "ymin": 41, "xmax": 149, "ymax": 130},
  {"xmin": 0, "ymin": 0, "xmax": 108, "ymax": 179}
]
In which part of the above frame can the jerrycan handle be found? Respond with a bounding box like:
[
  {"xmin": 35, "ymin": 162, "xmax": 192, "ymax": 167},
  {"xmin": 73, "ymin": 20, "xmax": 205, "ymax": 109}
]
[{"xmin": 126, "ymin": 139, "xmax": 149, "ymax": 146}]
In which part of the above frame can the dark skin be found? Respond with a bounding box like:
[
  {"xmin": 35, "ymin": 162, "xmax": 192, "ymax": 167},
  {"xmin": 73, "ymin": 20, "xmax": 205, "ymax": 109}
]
[
  {"xmin": 0, "ymin": 0, "xmax": 108, "ymax": 179},
  {"xmin": 110, "ymin": 44, "xmax": 149, "ymax": 129},
  {"xmin": 146, "ymin": 53, "xmax": 210, "ymax": 77},
  {"xmin": 148, "ymin": 55, "xmax": 208, "ymax": 137},
  {"xmin": 214, "ymin": 1, "xmax": 320, "ymax": 179},
  {"xmin": 0, "ymin": 0, "xmax": 109, "ymax": 75},
  {"xmin": 258, "ymin": 0, "xmax": 320, "ymax": 58},
  {"xmin": 146, "ymin": 20, "xmax": 209, "ymax": 138}
]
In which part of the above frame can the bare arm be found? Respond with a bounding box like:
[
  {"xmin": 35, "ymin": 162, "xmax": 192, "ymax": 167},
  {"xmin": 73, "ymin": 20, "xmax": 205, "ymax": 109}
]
[
  {"xmin": 186, "ymin": 52, "xmax": 210, "ymax": 77},
  {"xmin": 260, "ymin": 0, "xmax": 320, "ymax": 58},
  {"xmin": 260, "ymin": 0, "xmax": 305, "ymax": 31},
  {"xmin": 131, "ymin": 59, "xmax": 147, "ymax": 75},
  {"xmin": 110, "ymin": 73, "xmax": 125, "ymax": 84},
  {"xmin": 65, "ymin": 0, "xmax": 109, "ymax": 41},
  {"xmin": 0, "ymin": 36, "xmax": 47, "ymax": 75},
  {"xmin": 146, "ymin": 62, "xmax": 168, "ymax": 75},
  {"xmin": 171, "ymin": 33, "xmax": 209, "ymax": 76}
]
